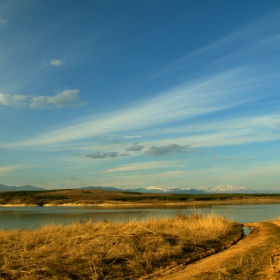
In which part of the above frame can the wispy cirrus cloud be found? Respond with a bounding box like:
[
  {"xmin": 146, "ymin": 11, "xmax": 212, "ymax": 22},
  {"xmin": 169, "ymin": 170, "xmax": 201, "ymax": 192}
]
[
  {"xmin": 3, "ymin": 11, "xmax": 280, "ymax": 151},
  {"xmin": 105, "ymin": 160, "xmax": 186, "ymax": 173},
  {"xmin": 224, "ymin": 157, "xmax": 238, "ymax": 161},
  {"xmin": 7, "ymin": 67, "xmax": 276, "ymax": 148},
  {"xmin": 146, "ymin": 10, "xmax": 280, "ymax": 84},
  {"xmin": 0, "ymin": 165, "xmax": 18, "ymax": 173}
]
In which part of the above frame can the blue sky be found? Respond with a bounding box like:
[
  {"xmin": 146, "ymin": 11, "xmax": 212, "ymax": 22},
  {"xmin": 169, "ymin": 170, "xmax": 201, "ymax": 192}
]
[{"xmin": 1, "ymin": 1, "xmax": 280, "ymax": 190}]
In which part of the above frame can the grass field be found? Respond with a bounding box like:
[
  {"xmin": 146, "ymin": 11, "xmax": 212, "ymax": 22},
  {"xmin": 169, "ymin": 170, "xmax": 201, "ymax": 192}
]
[{"xmin": 0, "ymin": 212, "xmax": 241, "ymax": 280}]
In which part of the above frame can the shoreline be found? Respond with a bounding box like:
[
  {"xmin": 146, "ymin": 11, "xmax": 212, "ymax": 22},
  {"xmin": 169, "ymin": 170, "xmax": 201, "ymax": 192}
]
[{"xmin": 1, "ymin": 197, "xmax": 280, "ymax": 207}]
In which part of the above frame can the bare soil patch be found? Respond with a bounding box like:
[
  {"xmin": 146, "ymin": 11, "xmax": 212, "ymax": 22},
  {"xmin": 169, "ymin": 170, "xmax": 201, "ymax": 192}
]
[{"xmin": 144, "ymin": 221, "xmax": 280, "ymax": 280}]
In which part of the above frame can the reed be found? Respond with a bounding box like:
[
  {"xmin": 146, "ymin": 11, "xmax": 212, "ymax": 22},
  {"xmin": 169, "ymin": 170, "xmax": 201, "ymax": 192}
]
[{"xmin": 0, "ymin": 212, "xmax": 238, "ymax": 279}]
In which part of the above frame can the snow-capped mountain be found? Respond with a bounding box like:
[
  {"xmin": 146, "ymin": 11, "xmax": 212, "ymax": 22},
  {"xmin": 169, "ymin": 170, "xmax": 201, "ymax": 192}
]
[
  {"xmin": 195, "ymin": 185, "xmax": 260, "ymax": 193},
  {"xmin": 125, "ymin": 186, "xmax": 206, "ymax": 194},
  {"xmin": 146, "ymin": 186, "xmax": 178, "ymax": 192},
  {"xmin": 1, "ymin": 182, "xmax": 279, "ymax": 194},
  {"xmin": 94, "ymin": 185, "xmax": 279, "ymax": 194},
  {"xmin": 129, "ymin": 185, "xmax": 277, "ymax": 194}
]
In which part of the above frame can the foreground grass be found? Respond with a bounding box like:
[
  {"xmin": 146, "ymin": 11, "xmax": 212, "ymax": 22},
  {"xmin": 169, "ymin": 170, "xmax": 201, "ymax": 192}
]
[{"xmin": 0, "ymin": 213, "xmax": 241, "ymax": 280}]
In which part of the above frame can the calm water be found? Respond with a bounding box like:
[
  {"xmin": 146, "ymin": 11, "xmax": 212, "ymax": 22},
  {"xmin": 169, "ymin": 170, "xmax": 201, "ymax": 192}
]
[{"xmin": 1, "ymin": 203, "xmax": 280, "ymax": 230}]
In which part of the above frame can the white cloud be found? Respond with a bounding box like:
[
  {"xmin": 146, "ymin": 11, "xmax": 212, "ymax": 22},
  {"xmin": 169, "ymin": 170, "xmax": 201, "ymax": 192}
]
[
  {"xmin": 0, "ymin": 93, "xmax": 26, "ymax": 106},
  {"xmin": 3, "ymin": 11, "xmax": 280, "ymax": 150},
  {"xmin": 8, "ymin": 68, "xmax": 273, "ymax": 147},
  {"xmin": 0, "ymin": 89, "xmax": 88, "ymax": 109},
  {"xmin": 29, "ymin": 96, "xmax": 48, "ymax": 109},
  {"xmin": 42, "ymin": 59, "xmax": 64, "ymax": 66},
  {"xmin": 47, "ymin": 89, "xmax": 88, "ymax": 108},
  {"xmin": 50, "ymin": 59, "xmax": 64, "ymax": 66}
]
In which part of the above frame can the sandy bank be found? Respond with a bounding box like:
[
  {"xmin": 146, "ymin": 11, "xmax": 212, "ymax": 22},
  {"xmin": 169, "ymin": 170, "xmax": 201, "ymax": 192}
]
[
  {"xmin": 0, "ymin": 204, "xmax": 38, "ymax": 207},
  {"xmin": 1, "ymin": 197, "xmax": 280, "ymax": 208}
]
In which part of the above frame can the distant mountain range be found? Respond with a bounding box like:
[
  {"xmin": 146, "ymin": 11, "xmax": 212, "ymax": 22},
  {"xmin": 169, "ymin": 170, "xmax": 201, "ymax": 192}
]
[
  {"xmin": 0, "ymin": 183, "xmax": 46, "ymax": 191},
  {"xmin": 0, "ymin": 183, "xmax": 279, "ymax": 194},
  {"xmin": 81, "ymin": 185, "xmax": 207, "ymax": 194},
  {"xmin": 130, "ymin": 185, "xmax": 280, "ymax": 194}
]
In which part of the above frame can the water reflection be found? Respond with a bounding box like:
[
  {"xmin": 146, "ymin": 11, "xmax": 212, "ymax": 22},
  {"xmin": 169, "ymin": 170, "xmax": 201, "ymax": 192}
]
[
  {"xmin": 1, "ymin": 203, "xmax": 280, "ymax": 230},
  {"xmin": 242, "ymin": 226, "xmax": 255, "ymax": 236}
]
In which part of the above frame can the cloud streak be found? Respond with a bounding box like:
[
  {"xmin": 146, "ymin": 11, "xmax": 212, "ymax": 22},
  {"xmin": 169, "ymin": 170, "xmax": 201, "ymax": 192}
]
[
  {"xmin": 85, "ymin": 152, "xmax": 129, "ymax": 159},
  {"xmin": 145, "ymin": 144, "xmax": 188, "ymax": 157},
  {"xmin": 0, "ymin": 165, "xmax": 18, "ymax": 173},
  {"xmin": 7, "ymin": 67, "xmax": 276, "ymax": 148},
  {"xmin": 3, "ymin": 11, "xmax": 280, "ymax": 153},
  {"xmin": 125, "ymin": 144, "xmax": 144, "ymax": 152},
  {"xmin": 105, "ymin": 160, "xmax": 186, "ymax": 173},
  {"xmin": 148, "ymin": 10, "xmax": 280, "ymax": 83}
]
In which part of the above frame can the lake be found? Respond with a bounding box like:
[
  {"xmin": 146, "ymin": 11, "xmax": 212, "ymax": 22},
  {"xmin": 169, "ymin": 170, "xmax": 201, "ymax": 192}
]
[{"xmin": 1, "ymin": 203, "xmax": 280, "ymax": 230}]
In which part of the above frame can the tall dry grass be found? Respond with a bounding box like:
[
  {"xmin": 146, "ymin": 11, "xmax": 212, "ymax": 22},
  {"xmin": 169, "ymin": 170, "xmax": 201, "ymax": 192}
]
[{"xmin": 0, "ymin": 212, "xmax": 237, "ymax": 280}]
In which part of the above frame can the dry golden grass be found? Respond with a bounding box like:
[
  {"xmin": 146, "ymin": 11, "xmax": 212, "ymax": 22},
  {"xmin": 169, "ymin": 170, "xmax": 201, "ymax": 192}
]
[{"xmin": 0, "ymin": 212, "xmax": 240, "ymax": 280}]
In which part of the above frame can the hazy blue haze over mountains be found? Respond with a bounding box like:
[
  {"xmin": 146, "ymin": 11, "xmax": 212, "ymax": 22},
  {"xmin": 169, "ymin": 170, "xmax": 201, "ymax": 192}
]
[
  {"xmin": 0, "ymin": 183, "xmax": 46, "ymax": 191},
  {"xmin": 0, "ymin": 184, "xmax": 279, "ymax": 194}
]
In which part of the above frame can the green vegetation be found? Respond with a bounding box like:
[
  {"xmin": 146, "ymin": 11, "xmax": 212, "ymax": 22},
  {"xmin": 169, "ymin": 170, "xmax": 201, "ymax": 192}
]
[
  {"xmin": 0, "ymin": 213, "xmax": 241, "ymax": 280},
  {"xmin": 0, "ymin": 190, "xmax": 68, "ymax": 206},
  {"xmin": 109, "ymin": 193, "xmax": 280, "ymax": 202},
  {"xmin": 1, "ymin": 189, "xmax": 280, "ymax": 206},
  {"xmin": 121, "ymin": 191, "xmax": 143, "ymax": 195}
]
